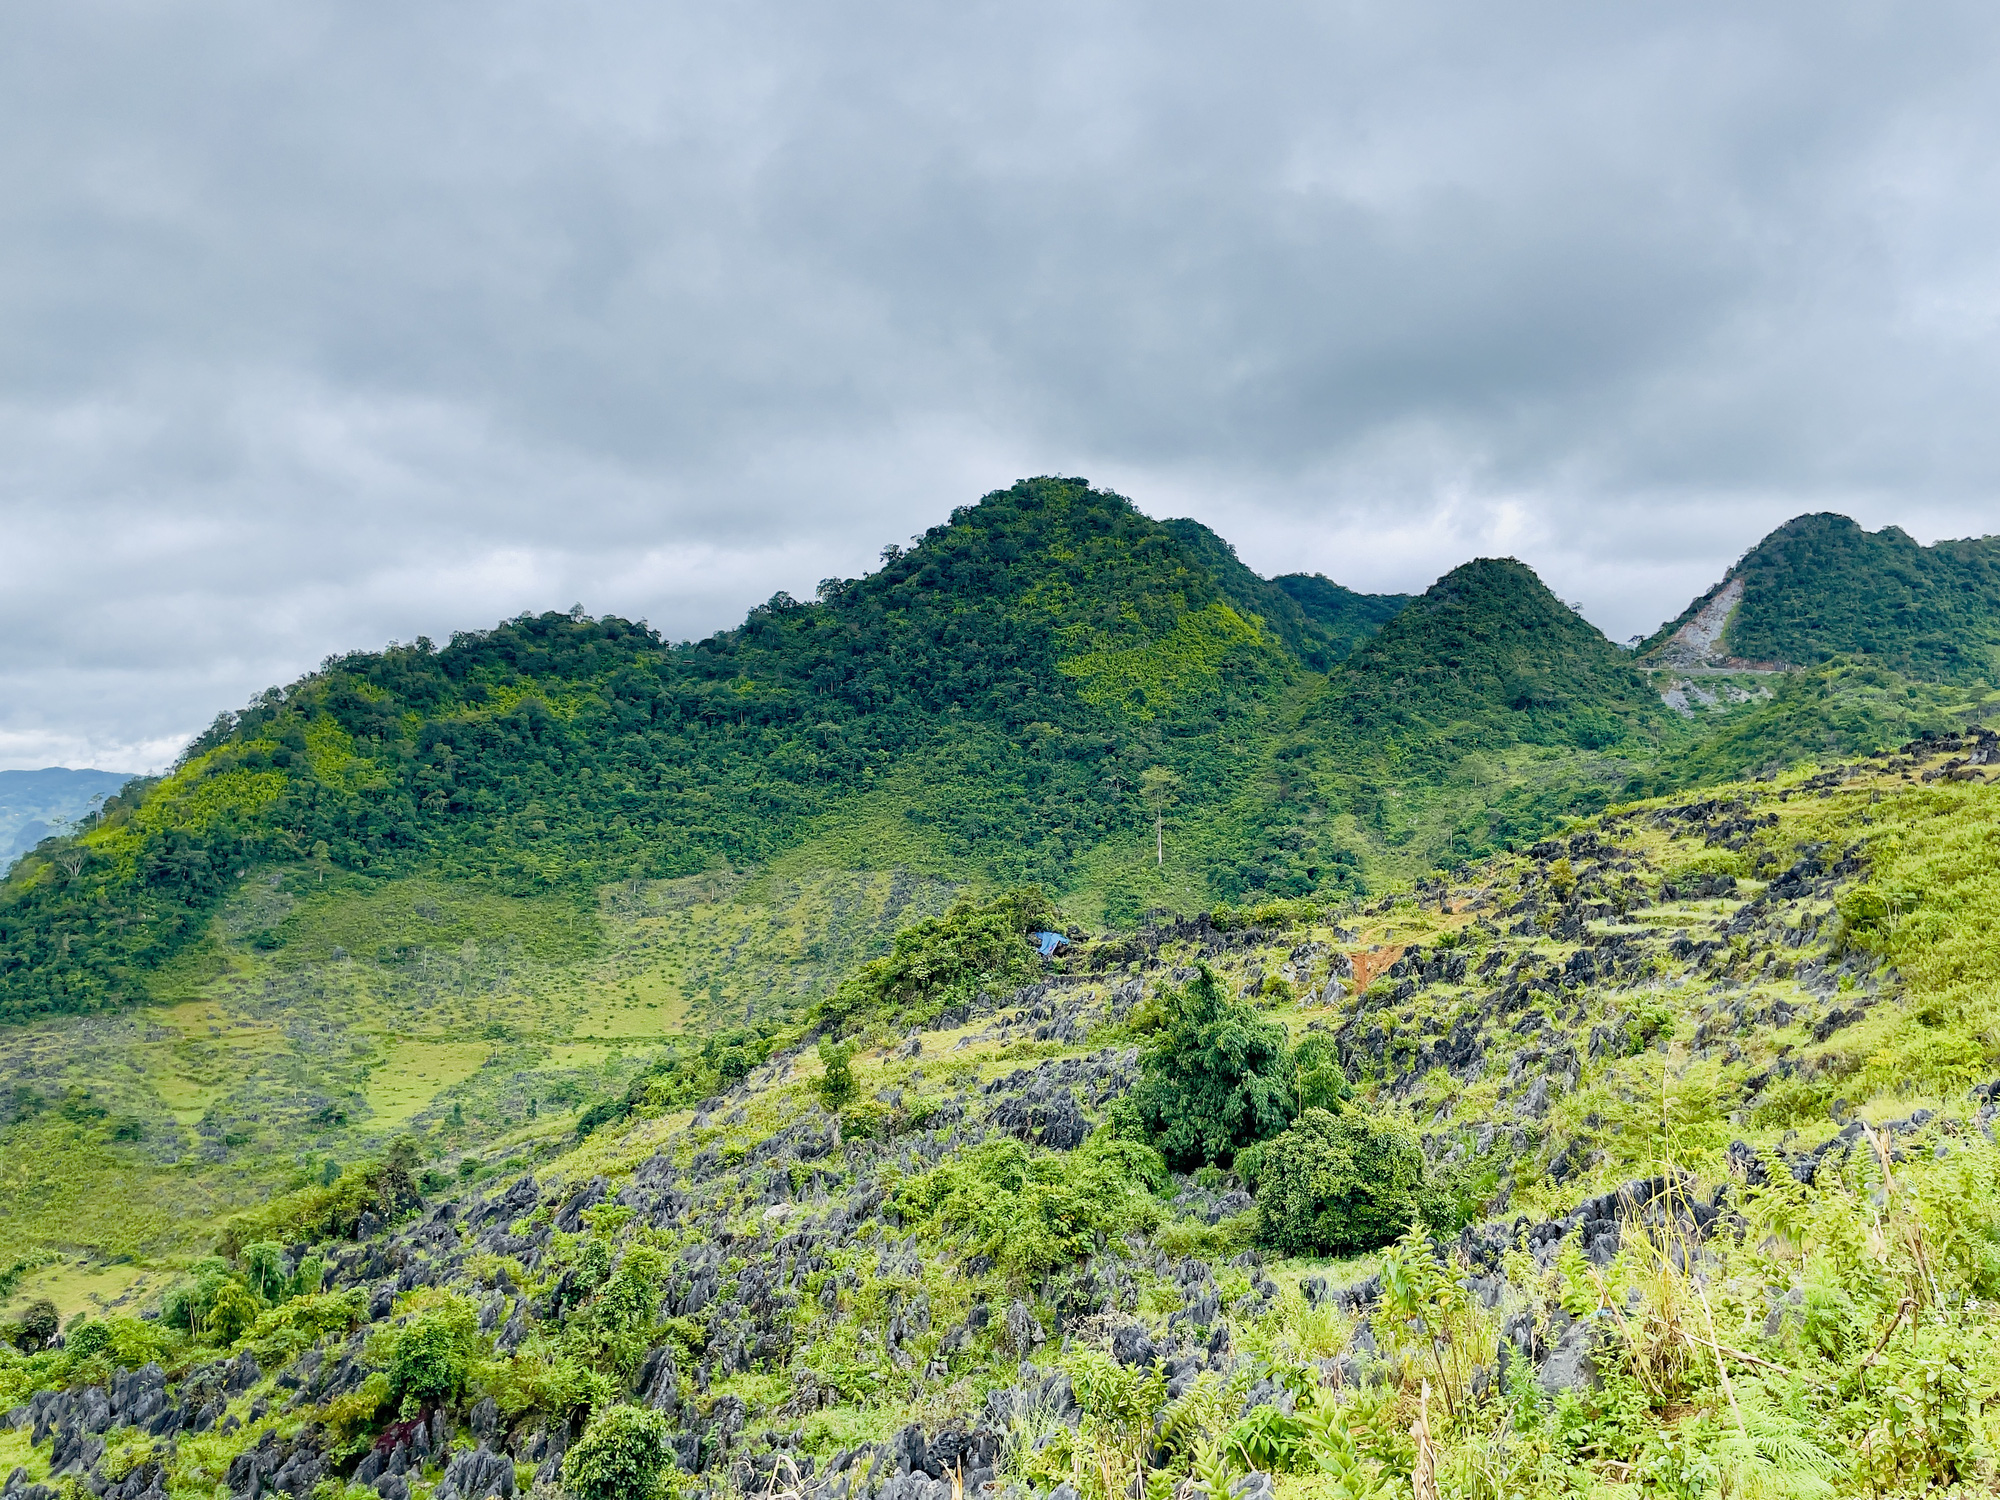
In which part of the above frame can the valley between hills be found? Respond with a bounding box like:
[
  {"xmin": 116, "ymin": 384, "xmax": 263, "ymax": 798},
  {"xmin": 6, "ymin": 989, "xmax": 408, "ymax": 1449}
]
[{"xmin": 4, "ymin": 478, "xmax": 2000, "ymax": 1500}]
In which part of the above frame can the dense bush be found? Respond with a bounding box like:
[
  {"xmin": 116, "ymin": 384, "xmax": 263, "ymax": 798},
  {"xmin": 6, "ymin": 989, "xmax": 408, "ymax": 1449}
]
[
  {"xmin": 1291, "ymin": 1033, "xmax": 1352, "ymax": 1113},
  {"xmin": 575, "ymin": 1028, "xmax": 778, "ymax": 1139},
  {"xmin": 1114, "ymin": 964, "xmax": 1294, "ymax": 1168},
  {"xmin": 220, "ymin": 1137, "xmax": 426, "ymax": 1255},
  {"xmin": 10, "ymin": 1299, "xmax": 57, "ymax": 1352},
  {"xmin": 562, "ymin": 1403, "xmax": 678, "ymax": 1500},
  {"xmin": 161, "ymin": 1261, "xmax": 251, "ymax": 1340},
  {"xmin": 63, "ymin": 1321, "xmax": 111, "ymax": 1361},
  {"xmin": 383, "ymin": 1294, "xmax": 481, "ymax": 1408},
  {"xmin": 814, "ymin": 1039, "xmax": 858, "ymax": 1110},
  {"xmin": 897, "ymin": 1133, "xmax": 1165, "ymax": 1279},
  {"xmin": 562, "ymin": 1246, "xmax": 668, "ymax": 1384},
  {"xmin": 1249, "ymin": 1107, "xmax": 1445, "ymax": 1256},
  {"xmin": 819, "ymin": 888, "xmax": 1059, "ymax": 1031}
]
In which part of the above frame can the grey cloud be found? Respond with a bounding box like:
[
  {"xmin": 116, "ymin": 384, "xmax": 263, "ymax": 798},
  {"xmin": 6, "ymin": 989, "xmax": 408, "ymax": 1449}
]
[{"xmin": 4, "ymin": 0, "xmax": 1999, "ymax": 767}]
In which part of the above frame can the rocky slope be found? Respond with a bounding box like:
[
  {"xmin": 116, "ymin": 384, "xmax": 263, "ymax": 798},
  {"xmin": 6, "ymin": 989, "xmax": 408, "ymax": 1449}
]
[{"xmin": 8, "ymin": 731, "xmax": 2000, "ymax": 1499}]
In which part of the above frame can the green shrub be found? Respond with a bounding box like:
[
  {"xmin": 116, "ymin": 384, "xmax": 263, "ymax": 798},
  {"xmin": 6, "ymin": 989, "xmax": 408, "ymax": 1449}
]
[
  {"xmin": 249, "ymin": 1291, "xmax": 368, "ymax": 1365},
  {"xmin": 160, "ymin": 1255, "xmax": 279, "ymax": 1345},
  {"xmin": 64, "ymin": 1321, "xmax": 111, "ymax": 1360},
  {"xmin": 1225, "ymin": 1404, "xmax": 1315, "ymax": 1473},
  {"xmin": 0, "ymin": 1259, "xmax": 33, "ymax": 1302},
  {"xmin": 384, "ymin": 1294, "xmax": 481, "ymax": 1408},
  {"xmin": 319, "ymin": 1371, "xmax": 392, "ymax": 1457},
  {"xmin": 563, "ymin": 1246, "xmax": 669, "ymax": 1383},
  {"xmin": 818, "ymin": 888, "xmax": 1059, "ymax": 1031},
  {"xmin": 484, "ymin": 1349, "xmax": 615, "ymax": 1426},
  {"xmin": 241, "ymin": 1241, "xmax": 291, "ymax": 1302},
  {"xmin": 815, "ymin": 1040, "xmax": 857, "ymax": 1111},
  {"xmin": 1114, "ymin": 963, "xmax": 1294, "ymax": 1169},
  {"xmin": 1155, "ymin": 1211, "xmax": 1257, "ymax": 1262},
  {"xmin": 1293, "ymin": 1033, "xmax": 1353, "ymax": 1113},
  {"xmin": 13, "ymin": 1299, "xmax": 58, "ymax": 1353},
  {"xmin": 161, "ymin": 1260, "xmax": 242, "ymax": 1338},
  {"xmin": 577, "ymin": 1029, "xmax": 781, "ymax": 1140},
  {"xmin": 1252, "ymin": 1107, "xmax": 1445, "ymax": 1256},
  {"xmin": 1749, "ymin": 1075, "xmax": 1830, "ymax": 1130},
  {"xmin": 897, "ymin": 1133, "xmax": 1164, "ymax": 1279},
  {"xmin": 562, "ymin": 1403, "xmax": 678, "ymax": 1500},
  {"xmin": 839, "ymin": 1099, "xmax": 891, "ymax": 1140},
  {"xmin": 209, "ymin": 1282, "xmax": 262, "ymax": 1344},
  {"xmin": 1207, "ymin": 897, "xmax": 1326, "ymax": 932},
  {"xmin": 219, "ymin": 1144, "xmax": 416, "ymax": 1255},
  {"xmin": 103, "ymin": 1316, "xmax": 184, "ymax": 1370}
]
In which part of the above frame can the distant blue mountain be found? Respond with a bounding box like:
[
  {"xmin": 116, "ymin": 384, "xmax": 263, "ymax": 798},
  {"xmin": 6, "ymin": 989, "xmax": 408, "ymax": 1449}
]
[{"xmin": 0, "ymin": 767, "xmax": 139, "ymax": 869}]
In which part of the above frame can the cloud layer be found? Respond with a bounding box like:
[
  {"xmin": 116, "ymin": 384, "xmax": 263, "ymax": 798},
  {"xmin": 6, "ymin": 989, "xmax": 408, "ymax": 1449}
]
[{"xmin": 5, "ymin": 0, "xmax": 1999, "ymax": 769}]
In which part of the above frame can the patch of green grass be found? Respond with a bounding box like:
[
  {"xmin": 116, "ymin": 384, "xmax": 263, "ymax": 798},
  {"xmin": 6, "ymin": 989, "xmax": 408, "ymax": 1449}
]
[
  {"xmin": 0, "ymin": 1113, "xmax": 233, "ymax": 1266},
  {"xmin": 0, "ymin": 859, "xmax": 964, "ymax": 1269},
  {"xmin": 275, "ymin": 877, "xmax": 598, "ymax": 967},
  {"xmin": 0, "ymin": 1425, "xmax": 50, "ymax": 1483}
]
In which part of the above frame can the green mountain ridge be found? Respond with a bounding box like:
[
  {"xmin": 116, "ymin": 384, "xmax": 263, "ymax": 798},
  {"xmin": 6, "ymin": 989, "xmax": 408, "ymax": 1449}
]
[{"xmin": 5, "ymin": 483, "xmax": 1996, "ymax": 1030}]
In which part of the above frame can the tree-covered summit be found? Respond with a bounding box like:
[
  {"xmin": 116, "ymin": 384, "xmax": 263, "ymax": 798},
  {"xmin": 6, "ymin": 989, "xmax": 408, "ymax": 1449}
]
[
  {"xmin": 1316, "ymin": 556, "xmax": 1667, "ymax": 764},
  {"xmin": 1645, "ymin": 511, "xmax": 2000, "ymax": 680},
  {"xmin": 0, "ymin": 479, "xmax": 1319, "ymax": 1020}
]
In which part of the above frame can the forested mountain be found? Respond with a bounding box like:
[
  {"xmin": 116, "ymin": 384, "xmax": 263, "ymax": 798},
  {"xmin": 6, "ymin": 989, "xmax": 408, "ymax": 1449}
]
[
  {"xmin": 0, "ymin": 480, "xmax": 1304, "ymax": 1019},
  {"xmin": 1317, "ymin": 558, "xmax": 1665, "ymax": 761},
  {"xmin": 1643, "ymin": 511, "xmax": 2000, "ymax": 678},
  {"xmin": 3, "ymin": 482, "xmax": 1994, "ymax": 1027}
]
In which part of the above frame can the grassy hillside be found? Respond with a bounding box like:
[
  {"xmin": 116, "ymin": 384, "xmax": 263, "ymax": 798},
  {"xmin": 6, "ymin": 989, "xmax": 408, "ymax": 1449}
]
[
  {"xmin": 7, "ymin": 737, "xmax": 2000, "ymax": 1500},
  {"xmin": 0, "ymin": 863, "xmax": 956, "ymax": 1270}
]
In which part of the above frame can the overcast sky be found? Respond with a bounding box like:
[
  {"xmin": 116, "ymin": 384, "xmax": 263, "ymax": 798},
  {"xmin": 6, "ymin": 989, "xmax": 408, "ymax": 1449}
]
[{"xmin": 5, "ymin": 1, "xmax": 1999, "ymax": 772}]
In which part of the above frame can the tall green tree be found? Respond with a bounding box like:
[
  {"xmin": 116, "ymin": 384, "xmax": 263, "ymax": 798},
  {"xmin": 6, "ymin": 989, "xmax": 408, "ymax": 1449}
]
[{"xmin": 1115, "ymin": 963, "xmax": 1293, "ymax": 1169}]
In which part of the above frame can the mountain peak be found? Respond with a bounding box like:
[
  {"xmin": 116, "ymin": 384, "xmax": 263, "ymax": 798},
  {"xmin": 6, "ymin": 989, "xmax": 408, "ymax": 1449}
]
[
  {"xmin": 1320, "ymin": 555, "xmax": 1659, "ymax": 755},
  {"xmin": 1642, "ymin": 511, "xmax": 2000, "ymax": 679}
]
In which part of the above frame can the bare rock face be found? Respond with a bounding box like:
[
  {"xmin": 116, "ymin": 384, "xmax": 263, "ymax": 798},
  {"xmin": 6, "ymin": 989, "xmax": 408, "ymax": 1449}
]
[
  {"xmin": 1537, "ymin": 1318, "xmax": 1602, "ymax": 1396},
  {"xmin": 1647, "ymin": 574, "xmax": 1787, "ymax": 714},
  {"xmin": 1655, "ymin": 577, "xmax": 1746, "ymax": 671}
]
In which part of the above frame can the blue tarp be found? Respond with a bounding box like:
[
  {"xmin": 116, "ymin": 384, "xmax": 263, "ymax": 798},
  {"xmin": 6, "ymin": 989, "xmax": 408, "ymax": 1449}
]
[{"xmin": 1030, "ymin": 930, "xmax": 1066, "ymax": 957}]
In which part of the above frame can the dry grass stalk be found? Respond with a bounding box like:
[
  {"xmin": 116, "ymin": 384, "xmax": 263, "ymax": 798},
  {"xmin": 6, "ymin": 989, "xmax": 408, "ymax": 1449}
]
[{"xmin": 1411, "ymin": 1379, "xmax": 1439, "ymax": 1500}]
